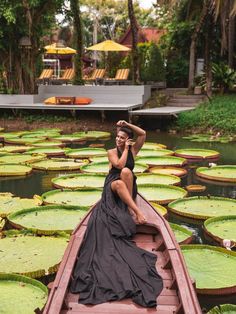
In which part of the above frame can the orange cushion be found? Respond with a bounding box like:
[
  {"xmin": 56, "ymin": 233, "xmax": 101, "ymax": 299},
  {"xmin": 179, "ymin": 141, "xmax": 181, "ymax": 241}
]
[
  {"xmin": 75, "ymin": 97, "xmax": 92, "ymax": 105},
  {"xmin": 44, "ymin": 97, "xmax": 56, "ymax": 104}
]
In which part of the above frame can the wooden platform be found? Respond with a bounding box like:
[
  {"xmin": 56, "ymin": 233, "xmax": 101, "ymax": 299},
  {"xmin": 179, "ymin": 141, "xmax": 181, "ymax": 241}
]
[{"xmin": 129, "ymin": 106, "xmax": 194, "ymax": 118}]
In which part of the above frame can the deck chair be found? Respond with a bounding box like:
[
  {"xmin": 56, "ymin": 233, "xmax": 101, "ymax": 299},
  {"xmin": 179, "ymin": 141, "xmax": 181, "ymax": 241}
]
[
  {"xmin": 104, "ymin": 69, "xmax": 130, "ymax": 85},
  {"xmin": 36, "ymin": 69, "xmax": 53, "ymax": 85},
  {"xmin": 85, "ymin": 69, "xmax": 106, "ymax": 84},
  {"xmin": 51, "ymin": 68, "xmax": 75, "ymax": 85}
]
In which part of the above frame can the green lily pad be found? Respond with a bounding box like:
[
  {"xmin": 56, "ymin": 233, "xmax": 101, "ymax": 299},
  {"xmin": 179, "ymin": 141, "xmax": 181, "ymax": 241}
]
[
  {"xmin": 169, "ymin": 222, "xmax": 193, "ymax": 244},
  {"xmin": 138, "ymin": 184, "xmax": 187, "ymax": 204},
  {"xmin": 31, "ymin": 158, "xmax": 88, "ymax": 171},
  {"xmin": 80, "ymin": 161, "xmax": 148, "ymax": 174},
  {"xmin": 0, "ymin": 153, "xmax": 46, "ymax": 164},
  {"xmin": 5, "ymin": 137, "xmax": 45, "ymax": 145},
  {"xmin": 0, "ymin": 132, "xmax": 26, "ymax": 139},
  {"xmin": 8, "ymin": 205, "xmax": 88, "ymax": 235},
  {"xmin": 89, "ymin": 156, "xmax": 109, "ymax": 163},
  {"xmin": 0, "ymin": 273, "xmax": 48, "ymax": 314},
  {"xmin": 150, "ymin": 202, "xmax": 167, "ymax": 217},
  {"xmin": 136, "ymin": 156, "xmax": 186, "ymax": 166},
  {"xmin": 0, "ymin": 145, "xmax": 35, "ymax": 153},
  {"xmin": 149, "ymin": 166, "xmax": 187, "ymax": 177},
  {"xmin": 52, "ymin": 173, "xmax": 106, "ymax": 189},
  {"xmin": 21, "ymin": 131, "xmax": 60, "ymax": 138},
  {"xmin": 0, "ymin": 164, "xmax": 32, "ymax": 177},
  {"xmin": 0, "ymin": 195, "xmax": 41, "ymax": 217},
  {"xmin": 207, "ymin": 304, "xmax": 236, "ymax": 314},
  {"xmin": 181, "ymin": 245, "xmax": 236, "ymax": 294},
  {"xmin": 33, "ymin": 128, "xmax": 62, "ymax": 133},
  {"xmin": 73, "ymin": 131, "xmax": 111, "ymax": 140},
  {"xmin": 175, "ymin": 148, "xmax": 220, "ymax": 159},
  {"xmin": 41, "ymin": 189, "xmax": 102, "ymax": 209},
  {"xmin": 50, "ymin": 135, "xmax": 87, "ymax": 143},
  {"xmin": 27, "ymin": 147, "xmax": 66, "ymax": 157},
  {"xmin": 0, "ymin": 232, "xmax": 68, "ymax": 278},
  {"xmin": 137, "ymin": 149, "xmax": 174, "ymax": 157},
  {"xmin": 168, "ymin": 196, "xmax": 236, "ymax": 220},
  {"xmin": 196, "ymin": 166, "xmax": 236, "ymax": 182},
  {"xmin": 204, "ymin": 216, "xmax": 236, "ymax": 244},
  {"xmin": 136, "ymin": 173, "xmax": 180, "ymax": 185},
  {"xmin": 142, "ymin": 142, "xmax": 167, "ymax": 149},
  {"xmin": 31, "ymin": 141, "xmax": 64, "ymax": 147},
  {"xmin": 65, "ymin": 147, "xmax": 107, "ymax": 158}
]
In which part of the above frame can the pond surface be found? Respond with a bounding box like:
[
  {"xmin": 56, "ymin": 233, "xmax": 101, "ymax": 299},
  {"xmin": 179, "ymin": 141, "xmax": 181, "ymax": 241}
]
[{"xmin": 0, "ymin": 131, "xmax": 236, "ymax": 311}]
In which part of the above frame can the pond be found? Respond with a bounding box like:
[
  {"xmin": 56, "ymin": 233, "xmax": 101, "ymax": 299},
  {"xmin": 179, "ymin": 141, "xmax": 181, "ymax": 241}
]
[{"xmin": 0, "ymin": 130, "xmax": 236, "ymax": 311}]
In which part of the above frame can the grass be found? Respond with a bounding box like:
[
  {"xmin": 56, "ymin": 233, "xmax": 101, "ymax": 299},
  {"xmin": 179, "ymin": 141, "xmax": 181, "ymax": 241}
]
[{"xmin": 176, "ymin": 94, "xmax": 236, "ymax": 134}]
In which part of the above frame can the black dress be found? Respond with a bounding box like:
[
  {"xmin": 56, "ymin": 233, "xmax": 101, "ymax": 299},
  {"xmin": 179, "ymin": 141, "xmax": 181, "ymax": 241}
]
[{"xmin": 70, "ymin": 147, "xmax": 163, "ymax": 307}]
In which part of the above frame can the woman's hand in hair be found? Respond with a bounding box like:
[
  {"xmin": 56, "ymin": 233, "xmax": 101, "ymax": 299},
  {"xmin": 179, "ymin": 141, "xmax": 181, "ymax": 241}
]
[
  {"xmin": 125, "ymin": 139, "xmax": 134, "ymax": 149},
  {"xmin": 117, "ymin": 120, "xmax": 128, "ymax": 127}
]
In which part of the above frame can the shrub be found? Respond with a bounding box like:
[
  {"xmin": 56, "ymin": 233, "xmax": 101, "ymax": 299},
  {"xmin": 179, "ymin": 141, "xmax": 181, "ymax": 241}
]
[{"xmin": 166, "ymin": 56, "xmax": 189, "ymax": 87}]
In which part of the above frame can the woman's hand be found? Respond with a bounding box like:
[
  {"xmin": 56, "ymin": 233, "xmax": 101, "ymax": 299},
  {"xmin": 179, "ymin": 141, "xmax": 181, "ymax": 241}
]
[
  {"xmin": 117, "ymin": 120, "xmax": 128, "ymax": 127},
  {"xmin": 125, "ymin": 138, "xmax": 134, "ymax": 149}
]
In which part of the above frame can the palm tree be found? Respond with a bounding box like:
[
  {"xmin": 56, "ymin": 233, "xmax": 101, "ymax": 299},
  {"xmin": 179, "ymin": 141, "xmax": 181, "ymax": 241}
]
[
  {"xmin": 128, "ymin": 0, "xmax": 140, "ymax": 84},
  {"xmin": 70, "ymin": 0, "xmax": 84, "ymax": 85}
]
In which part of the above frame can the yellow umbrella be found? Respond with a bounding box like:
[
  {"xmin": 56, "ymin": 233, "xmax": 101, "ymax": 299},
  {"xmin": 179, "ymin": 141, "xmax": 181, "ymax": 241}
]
[
  {"xmin": 44, "ymin": 43, "xmax": 76, "ymax": 54},
  {"xmin": 87, "ymin": 40, "xmax": 130, "ymax": 52}
]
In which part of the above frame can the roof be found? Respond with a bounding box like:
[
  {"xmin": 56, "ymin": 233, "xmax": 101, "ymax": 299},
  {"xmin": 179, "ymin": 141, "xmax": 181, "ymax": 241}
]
[{"xmin": 119, "ymin": 26, "xmax": 166, "ymax": 48}]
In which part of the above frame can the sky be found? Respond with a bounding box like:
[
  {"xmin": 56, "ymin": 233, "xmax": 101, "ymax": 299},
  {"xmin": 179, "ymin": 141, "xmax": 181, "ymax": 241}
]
[{"xmin": 138, "ymin": 0, "xmax": 155, "ymax": 9}]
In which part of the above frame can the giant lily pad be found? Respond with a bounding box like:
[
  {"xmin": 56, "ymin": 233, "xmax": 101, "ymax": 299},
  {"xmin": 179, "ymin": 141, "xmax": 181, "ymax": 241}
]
[
  {"xmin": 0, "ymin": 273, "xmax": 48, "ymax": 313},
  {"xmin": 181, "ymin": 245, "xmax": 236, "ymax": 294},
  {"xmin": 0, "ymin": 153, "xmax": 46, "ymax": 164},
  {"xmin": 89, "ymin": 156, "xmax": 109, "ymax": 163},
  {"xmin": 27, "ymin": 147, "xmax": 66, "ymax": 157},
  {"xmin": 136, "ymin": 156, "xmax": 186, "ymax": 167},
  {"xmin": 0, "ymin": 232, "xmax": 68, "ymax": 278},
  {"xmin": 137, "ymin": 149, "xmax": 174, "ymax": 157},
  {"xmin": 0, "ymin": 195, "xmax": 41, "ymax": 217},
  {"xmin": 0, "ymin": 164, "xmax": 32, "ymax": 177},
  {"xmin": 168, "ymin": 196, "xmax": 236, "ymax": 220},
  {"xmin": 138, "ymin": 184, "xmax": 187, "ymax": 204},
  {"xmin": 150, "ymin": 202, "xmax": 167, "ymax": 217},
  {"xmin": 50, "ymin": 135, "xmax": 87, "ymax": 143},
  {"xmin": 41, "ymin": 189, "xmax": 102, "ymax": 209},
  {"xmin": 31, "ymin": 158, "xmax": 88, "ymax": 171},
  {"xmin": 33, "ymin": 128, "xmax": 62, "ymax": 133},
  {"xmin": 0, "ymin": 145, "xmax": 35, "ymax": 153},
  {"xmin": 31, "ymin": 140, "xmax": 65, "ymax": 147},
  {"xmin": 204, "ymin": 216, "xmax": 236, "ymax": 245},
  {"xmin": 175, "ymin": 148, "xmax": 220, "ymax": 160},
  {"xmin": 8, "ymin": 205, "xmax": 88, "ymax": 235},
  {"xmin": 80, "ymin": 161, "xmax": 148, "ymax": 174},
  {"xmin": 52, "ymin": 173, "xmax": 106, "ymax": 189},
  {"xmin": 21, "ymin": 131, "xmax": 60, "ymax": 138},
  {"xmin": 73, "ymin": 131, "xmax": 111, "ymax": 140},
  {"xmin": 136, "ymin": 173, "xmax": 180, "ymax": 185},
  {"xmin": 169, "ymin": 222, "xmax": 193, "ymax": 244},
  {"xmin": 207, "ymin": 304, "xmax": 236, "ymax": 314},
  {"xmin": 4, "ymin": 137, "xmax": 45, "ymax": 145},
  {"xmin": 196, "ymin": 166, "xmax": 236, "ymax": 182},
  {"xmin": 65, "ymin": 147, "xmax": 107, "ymax": 158},
  {"xmin": 149, "ymin": 166, "xmax": 187, "ymax": 177},
  {"xmin": 142, "ymin": 142, "xmax": 167, "ymax": 149}
]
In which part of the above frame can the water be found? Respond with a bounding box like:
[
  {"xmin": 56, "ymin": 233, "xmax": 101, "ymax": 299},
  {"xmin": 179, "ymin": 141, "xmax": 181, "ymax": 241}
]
[{"xmin": 1, "ymin": 131, "xmax": 236, "ymax": 311}]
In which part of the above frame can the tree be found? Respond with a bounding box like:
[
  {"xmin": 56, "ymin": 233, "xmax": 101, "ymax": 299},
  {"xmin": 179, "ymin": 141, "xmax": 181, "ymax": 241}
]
[
  {"xmin": 70, "ymin": 0, "xmax": 83, "ymax": 85},
  {"xmin": 128, "ymin": 0, "xmax": 140, "ymax": 84}
]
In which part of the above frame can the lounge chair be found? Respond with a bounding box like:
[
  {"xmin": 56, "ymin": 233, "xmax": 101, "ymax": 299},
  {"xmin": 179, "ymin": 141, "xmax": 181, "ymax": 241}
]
[
  {"xmin": 36, "ymin": 69, "xmax": 53, "ymax": 85},
  {"xmin": 50, "ymin": 68, "xmax": 75, "ymax": 85},
  {"xmin": 104, "ymin": 69, "xmax": 130, "ymax": 85},
  {"xmin": 85, "ymin": 68, "xmax": 106, "ymax": 85}
]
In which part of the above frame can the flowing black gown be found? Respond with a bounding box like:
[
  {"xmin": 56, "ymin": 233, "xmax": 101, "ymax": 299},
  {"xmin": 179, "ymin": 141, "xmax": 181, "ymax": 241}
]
[{"xmin": 70, "ymin": 147, "xmax": 163, "ymax": 307}]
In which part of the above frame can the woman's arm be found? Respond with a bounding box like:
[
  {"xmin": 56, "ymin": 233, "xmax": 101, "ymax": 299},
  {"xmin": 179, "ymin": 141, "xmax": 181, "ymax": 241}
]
[
  {"xmin": 108, "ymin": 139, "xmax": 132, "ymax": 169},
  {"xmin": 117, "ymin": 120, "xmax": 146, "ymax": 156}
]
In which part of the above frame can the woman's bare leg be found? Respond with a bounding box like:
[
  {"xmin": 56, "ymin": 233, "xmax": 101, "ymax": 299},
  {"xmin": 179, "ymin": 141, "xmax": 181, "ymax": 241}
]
[
  {"xmin": 120, "ymin": 167, "xmax": 133, "ymax": 197},
  {"xmin": 111, "ymin": 180, "xmax": 146, "ymax": 224}
]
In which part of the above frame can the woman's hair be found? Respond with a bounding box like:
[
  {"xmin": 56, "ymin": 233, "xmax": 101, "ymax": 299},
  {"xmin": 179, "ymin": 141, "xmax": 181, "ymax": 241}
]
[{"xmin": 118, "ymin": 126, "xmax": 134, "ymax": 139}]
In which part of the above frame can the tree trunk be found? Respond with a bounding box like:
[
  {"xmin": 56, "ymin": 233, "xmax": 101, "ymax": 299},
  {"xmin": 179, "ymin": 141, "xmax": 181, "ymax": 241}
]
[
  {"xmin": 128, "ymin": 0, "xmax": 140, "ymax": 84},
  {"xmin": 70, "ymin": 0, "xmax": 84, "ymax": 85},
  {"xmin": 205, "ymin": 17, "xmax": 213, "ymax": 98},
  {"xmin": 228, "ymin": 0, "xmax": 235, "ymax": 67},
  {"xmin": 188, "ymin": 0, "xmax": 210, "ymax": 91}
]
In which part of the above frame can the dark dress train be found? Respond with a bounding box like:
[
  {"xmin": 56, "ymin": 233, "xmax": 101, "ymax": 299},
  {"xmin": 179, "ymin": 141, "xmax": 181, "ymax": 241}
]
[{"xmin": 70, "ymin": 147, "xmax": 163, "ymax": 307}]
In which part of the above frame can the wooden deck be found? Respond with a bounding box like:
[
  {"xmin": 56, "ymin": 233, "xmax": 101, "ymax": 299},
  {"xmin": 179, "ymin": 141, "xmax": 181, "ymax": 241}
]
[
  {"xmin": 43, "ymin": 194, "xmax": 202, "ymax": 314},
  {"xmin": 129, "ymin": 106, "xmax": 194, "ymax": 118}
]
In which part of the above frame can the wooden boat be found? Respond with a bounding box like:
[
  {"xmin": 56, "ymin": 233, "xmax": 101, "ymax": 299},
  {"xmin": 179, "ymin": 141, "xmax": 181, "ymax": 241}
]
[{"xmin": 43, "ymin": 194, "xmax": 202, "ymax": 314}]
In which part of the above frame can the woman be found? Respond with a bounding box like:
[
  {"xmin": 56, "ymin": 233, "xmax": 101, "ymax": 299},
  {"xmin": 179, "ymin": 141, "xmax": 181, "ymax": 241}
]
[{"xmin": 70, "ymin": 121, "xmax": 163, "ymax": 307}]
